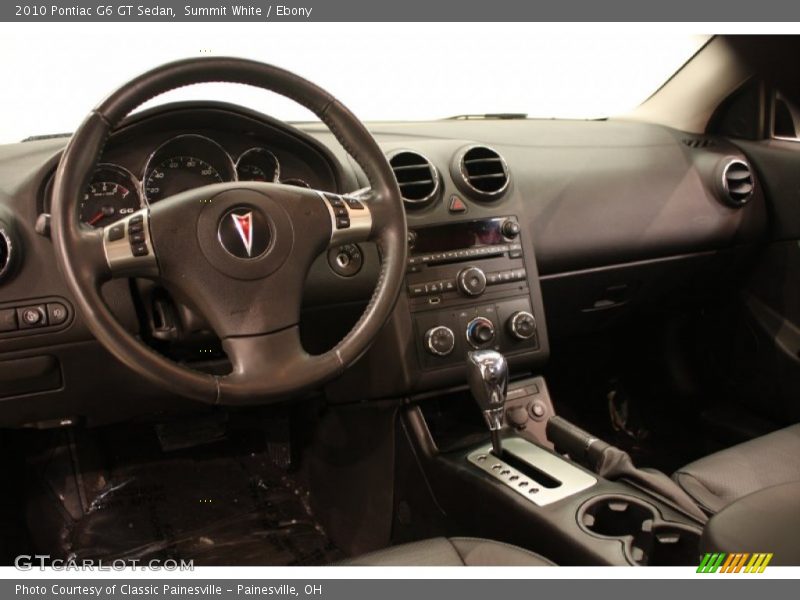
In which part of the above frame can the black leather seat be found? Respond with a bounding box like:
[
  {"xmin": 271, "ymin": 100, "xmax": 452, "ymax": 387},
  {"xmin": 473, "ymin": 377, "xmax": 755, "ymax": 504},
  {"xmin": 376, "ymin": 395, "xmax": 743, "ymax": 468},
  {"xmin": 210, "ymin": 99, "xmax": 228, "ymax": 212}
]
[
  {"xmin": 674, "ymin": 423, "xmax": 800, "ymax": 514},
  {"xmin": 342, "ymin": 537, "xmax": 554, "ymax": 566}
]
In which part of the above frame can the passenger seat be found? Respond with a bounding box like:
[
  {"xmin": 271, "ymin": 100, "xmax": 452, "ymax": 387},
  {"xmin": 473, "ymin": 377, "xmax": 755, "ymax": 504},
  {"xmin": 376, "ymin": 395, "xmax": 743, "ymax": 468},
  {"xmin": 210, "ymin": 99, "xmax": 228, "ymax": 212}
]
[{"xmin": 673, "ymin": 424, "xmax": 800, "ymax": 514}]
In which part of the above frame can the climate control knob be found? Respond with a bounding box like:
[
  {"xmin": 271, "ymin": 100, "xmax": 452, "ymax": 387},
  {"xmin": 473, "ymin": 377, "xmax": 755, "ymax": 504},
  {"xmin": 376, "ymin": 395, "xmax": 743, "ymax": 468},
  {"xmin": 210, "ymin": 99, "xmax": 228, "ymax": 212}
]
[
  {"xmin": 457, "ymin": 266, "xmax": 487, "ymax": 296},
  {"xmin": 508, "ymin": 310, "xmax": 537, "ymax": 340},
  {"xmin": 466, "ymin": 317, "xmax": 495, "ymax": 348},
  {"xmin": 424, "ymin": 326, "xmax": 456, "ymax": 357}
]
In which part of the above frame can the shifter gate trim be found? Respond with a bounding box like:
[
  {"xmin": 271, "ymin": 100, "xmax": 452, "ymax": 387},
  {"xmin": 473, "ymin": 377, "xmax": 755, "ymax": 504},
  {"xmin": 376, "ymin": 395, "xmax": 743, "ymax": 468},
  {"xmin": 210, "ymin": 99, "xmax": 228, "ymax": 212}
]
[{"xmin": 467, "ymin": 437, "xmax": 597, "ymax": 507}]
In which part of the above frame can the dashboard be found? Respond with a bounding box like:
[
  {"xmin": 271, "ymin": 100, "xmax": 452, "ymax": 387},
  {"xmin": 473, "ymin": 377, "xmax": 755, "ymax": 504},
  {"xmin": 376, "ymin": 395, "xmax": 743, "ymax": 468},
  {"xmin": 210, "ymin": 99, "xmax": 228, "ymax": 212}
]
[{"xmin": 0, "ymin": 101, "xmax": 769, "ymax": 426}]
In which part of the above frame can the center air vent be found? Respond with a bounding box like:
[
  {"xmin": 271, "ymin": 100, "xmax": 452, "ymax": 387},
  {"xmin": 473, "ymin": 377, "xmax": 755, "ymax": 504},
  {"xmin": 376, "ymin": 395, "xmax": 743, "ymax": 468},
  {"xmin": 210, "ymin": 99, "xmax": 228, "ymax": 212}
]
[
  {"xmin": 455, "ymin": 145, "xmax": 510, "ymax": 200},
  {"xmin": 388, "ymin": 150, "xmax": 440, "ymax": 207},
  {"xmin": 720, "ymin": 159, "xmax": 755, "ymax": 207}
]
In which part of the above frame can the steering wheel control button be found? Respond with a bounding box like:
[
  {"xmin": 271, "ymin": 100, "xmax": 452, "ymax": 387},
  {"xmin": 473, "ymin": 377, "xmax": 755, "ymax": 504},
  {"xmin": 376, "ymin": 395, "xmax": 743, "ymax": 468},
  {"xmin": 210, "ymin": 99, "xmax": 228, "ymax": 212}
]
[
  {"xmin": 448, "ymin": 195, "xmax": 468, "ymax": 213},
  {"xmin": 424, "ymin": 326, "xmax": 456, "ymax": 357},
  {"xmin": 458, "ymin": 266, "xmax": 487, "ymax": 296},
  {"xmin": 509, "ymin": 311, "xmax": 537, "ymax": 340},
  {"xmin": 0, "ymin": 308, "xmax": 17, "ymax": 332},
  {"xmin": 131, "ymin": 244, "xmax": 149, "ymax": 257},
  {"xmin": 217, "ymin": 207, "xmax": 271, "ymax": 259},
  {"xmin": 327, "ymin": 244, "xmax": 363, "ymax": 277},
  {"xmin": 46, "ymin": 303, "xmax": 69, "ymax": 326},
  {"xmin": 343, "ymin": 196, "xmax": 364, "ymax": 210},
  {"xmin": 18, "ymin": 305, "xmax": 47, "ymax": 329},
  {"xmin": 466, "ymin": 316, "xmax": 495, "ymax": 348},
  {"xmin": 108, "ymin": 224, "xmax": 125, "ymax": 242}
]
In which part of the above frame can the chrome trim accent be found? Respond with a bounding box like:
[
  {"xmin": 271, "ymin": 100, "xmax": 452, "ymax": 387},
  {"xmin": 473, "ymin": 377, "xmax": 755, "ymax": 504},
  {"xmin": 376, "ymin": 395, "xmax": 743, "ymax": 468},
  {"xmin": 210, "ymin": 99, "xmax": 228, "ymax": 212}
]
[
  {"xmin": 456, "ymin": 144, "xmax": 510, "ymax": 200},
  {"xmin": 235, "ymin": 147, "xmax": 281, "ymax": 183},
  {"xmin": 509, "ymin": 310, "xmax": 537, "ymax": 340},
  {"xmin": 468, "ymin": 437, "xmax": 597, "ymax": 507},
  {"xmin": 0, "ymin": 226, "xmax": 13, "ymax": 281},
  {"xmin": 457, "ymin": 266, "xmax": 487, "ymax": 296},
  {"xmin": 424, "ymin": 325, "xmax": 455, "ymax": 357},
  {"xmin": 387, "ymin": 149, "xmax": 441, "ymax": 207},
  {"xmin": 465, "ymin": 316, "xmax": 495, "ymax": 349},
  {"xmin": 720, "ymin": 158, "xmax": 754, "ymax": 207},
  {"xmin": 103, "ymin": 208, "xmax": 159, "ymax": 278},
  {"xmin": 316, "ymin": 191, "xmax": 373, "ymax": 246}
]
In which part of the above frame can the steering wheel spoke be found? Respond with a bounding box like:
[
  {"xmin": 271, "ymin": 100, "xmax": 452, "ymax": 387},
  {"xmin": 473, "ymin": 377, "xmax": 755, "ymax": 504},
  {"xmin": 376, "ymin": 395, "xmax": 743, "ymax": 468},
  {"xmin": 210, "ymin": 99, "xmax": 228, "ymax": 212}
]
[
  {"xmin": 102, "ymin": 208, "xmax": 160, "ymax": 279},
  {"xmin": 219, "ymin": 327, "xmax": 342, "ymax": 402}
]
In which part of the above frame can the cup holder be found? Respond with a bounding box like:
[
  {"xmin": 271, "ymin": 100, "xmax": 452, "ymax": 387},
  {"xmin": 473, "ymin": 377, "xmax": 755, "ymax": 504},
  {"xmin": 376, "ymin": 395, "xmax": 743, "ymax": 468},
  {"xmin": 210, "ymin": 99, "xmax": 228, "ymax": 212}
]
[{"xmin": 578, "ymin": 495, "xmax": 702, "ymax": 566}]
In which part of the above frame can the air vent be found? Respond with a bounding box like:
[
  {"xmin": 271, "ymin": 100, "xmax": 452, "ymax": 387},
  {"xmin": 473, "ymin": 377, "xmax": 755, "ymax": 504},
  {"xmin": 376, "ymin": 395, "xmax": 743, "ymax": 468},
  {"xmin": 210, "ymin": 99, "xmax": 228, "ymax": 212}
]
[
  {"xmin": 683, "ymin": 137, "xmax": 716, "ymax": 149},
  {"xmin": 0, "ymin": 225, "xmax": 14, "ymax": 283},
  {"xmin": 388, "ymin": 151, "xmax": 440, "ymax": 207},
  {"xmin": 720, "ymin": 159, "xmax": 755, "ymax": 207},
  {"xmin": 456, "ymin": 145, "xmax": 510, "ymax": 200}
]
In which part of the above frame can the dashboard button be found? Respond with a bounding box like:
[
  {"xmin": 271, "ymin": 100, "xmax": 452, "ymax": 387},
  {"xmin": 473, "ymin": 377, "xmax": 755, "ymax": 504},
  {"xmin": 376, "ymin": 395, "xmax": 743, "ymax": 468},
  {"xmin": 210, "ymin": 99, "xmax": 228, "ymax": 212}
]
[
  {"xmin": 0, "ymin": 308, "xmax": 17, "ymax": 332},
  {"xmin": 408, "ymin": 284, "xmax": 426, "ymax": 297},
  {"xmin": 17, "ymin": 305, "xmax": 47, "ymax": 328},
  {"xmin": 47, "ymin": 302, "xmax": 69, "ymax": 326},
  {"xmin": 501, "ymin": 219, "xmax": 521, "ymax": 238},
  {"xmin": 448, "ymin": 195, "xmax": 467, "ymax": 213}
]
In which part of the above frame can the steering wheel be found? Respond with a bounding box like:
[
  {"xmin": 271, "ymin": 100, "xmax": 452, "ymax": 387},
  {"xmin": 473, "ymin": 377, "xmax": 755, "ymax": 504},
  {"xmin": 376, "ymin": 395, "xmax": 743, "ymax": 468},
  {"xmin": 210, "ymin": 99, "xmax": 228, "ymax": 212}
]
[{"xmin": 51, "ymin": 57, "xmax": 407, "ymax": 405}]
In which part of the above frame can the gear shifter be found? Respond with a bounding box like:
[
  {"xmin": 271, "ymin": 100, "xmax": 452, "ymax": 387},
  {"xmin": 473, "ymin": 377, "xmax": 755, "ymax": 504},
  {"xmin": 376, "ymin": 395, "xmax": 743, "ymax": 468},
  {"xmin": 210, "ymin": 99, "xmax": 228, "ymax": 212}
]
[{"xmin": 466, "ymin": 349, "xmax": 508, "ymax": 456}]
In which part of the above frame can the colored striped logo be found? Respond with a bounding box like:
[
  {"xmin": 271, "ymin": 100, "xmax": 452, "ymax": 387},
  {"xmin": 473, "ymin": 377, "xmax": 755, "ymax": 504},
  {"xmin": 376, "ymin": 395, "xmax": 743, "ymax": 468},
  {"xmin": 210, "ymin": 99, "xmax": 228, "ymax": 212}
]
[{"xmin": 697, "ymin": 553, "xmax": 773, "ymax": 573}]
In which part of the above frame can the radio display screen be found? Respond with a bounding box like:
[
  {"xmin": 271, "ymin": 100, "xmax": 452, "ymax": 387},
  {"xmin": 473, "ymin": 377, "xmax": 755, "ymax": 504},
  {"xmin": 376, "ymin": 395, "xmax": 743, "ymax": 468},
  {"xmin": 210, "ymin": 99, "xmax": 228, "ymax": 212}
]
[{"xmin": 410, "ymin": 218, "xmax": 507, "ymax": 254}]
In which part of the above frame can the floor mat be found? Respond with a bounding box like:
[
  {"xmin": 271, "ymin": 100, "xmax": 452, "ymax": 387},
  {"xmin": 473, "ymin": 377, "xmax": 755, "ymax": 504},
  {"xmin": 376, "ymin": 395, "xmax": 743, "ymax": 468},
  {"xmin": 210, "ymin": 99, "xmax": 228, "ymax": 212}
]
[{"xmin": 31, "ymin": 423, "xmax": 343, "ymax": 566}]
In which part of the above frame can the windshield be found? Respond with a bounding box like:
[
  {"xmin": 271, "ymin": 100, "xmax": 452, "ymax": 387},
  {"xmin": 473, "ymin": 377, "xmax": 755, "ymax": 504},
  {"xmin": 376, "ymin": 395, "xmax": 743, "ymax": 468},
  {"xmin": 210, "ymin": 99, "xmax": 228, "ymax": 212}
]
[{"xmin": 0, "ymin": 24, "xmax": 708, "ymax": 144}]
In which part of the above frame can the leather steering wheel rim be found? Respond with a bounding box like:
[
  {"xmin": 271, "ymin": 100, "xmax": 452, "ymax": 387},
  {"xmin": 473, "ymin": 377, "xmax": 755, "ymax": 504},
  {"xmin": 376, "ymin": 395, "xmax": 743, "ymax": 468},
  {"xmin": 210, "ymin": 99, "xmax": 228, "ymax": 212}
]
[{"xmin": 51, "ymin": 57, "xmax": 407, "ymax": 405}]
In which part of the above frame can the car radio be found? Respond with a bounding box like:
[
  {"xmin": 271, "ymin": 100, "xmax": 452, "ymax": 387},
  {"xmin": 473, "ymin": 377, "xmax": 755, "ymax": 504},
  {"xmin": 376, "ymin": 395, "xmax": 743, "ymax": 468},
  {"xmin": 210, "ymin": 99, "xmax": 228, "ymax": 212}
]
[{"xmin": 406, "ymin": 216, "xmax": 540, "ymax": 369}]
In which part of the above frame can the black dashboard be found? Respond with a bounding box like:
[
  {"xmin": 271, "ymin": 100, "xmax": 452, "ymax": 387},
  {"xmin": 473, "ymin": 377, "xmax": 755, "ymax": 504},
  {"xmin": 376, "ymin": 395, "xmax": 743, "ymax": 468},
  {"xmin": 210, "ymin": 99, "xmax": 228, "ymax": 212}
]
[{"xmin": 0, "ymin": 102, "xmax": 768, "ymax": 426}]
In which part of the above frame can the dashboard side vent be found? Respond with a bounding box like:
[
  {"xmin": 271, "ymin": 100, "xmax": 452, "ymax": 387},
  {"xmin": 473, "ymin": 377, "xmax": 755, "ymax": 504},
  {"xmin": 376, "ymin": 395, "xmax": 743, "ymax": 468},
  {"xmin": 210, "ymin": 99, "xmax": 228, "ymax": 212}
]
[
  {"xmin": 388, "ymin": 151, "xmax": 440, "ymax": 207},
  {"xmin": 720, "ymin": 159, "xmax": 755, "ymax": 207},
  {"xmin": 456, "ymin": 145, "xmax": 510, "ymax": 200},
  {"xmin": 683, "ymin": 137, "xmax": 716, "ymax": 149}
]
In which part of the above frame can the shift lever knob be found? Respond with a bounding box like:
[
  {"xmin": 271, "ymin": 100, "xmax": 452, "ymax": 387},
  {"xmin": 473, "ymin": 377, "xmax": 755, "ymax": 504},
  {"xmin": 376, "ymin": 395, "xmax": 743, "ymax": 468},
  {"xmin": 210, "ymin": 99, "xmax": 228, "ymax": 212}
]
[{"xmin": 466, "ymin": 349, "xmax": 508, "ymax": 455}]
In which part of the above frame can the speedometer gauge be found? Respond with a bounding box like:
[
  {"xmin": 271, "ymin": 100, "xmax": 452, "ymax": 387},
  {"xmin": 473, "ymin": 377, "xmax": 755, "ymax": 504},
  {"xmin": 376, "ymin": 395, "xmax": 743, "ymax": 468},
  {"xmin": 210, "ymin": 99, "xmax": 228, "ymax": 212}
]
[
  {"xmin": 79, "ymin": 164, "xmax": 142, "ymax": 228},
  {"xmin": 143, "ymin": 134, "xmax": 235, "ymax": 203}
]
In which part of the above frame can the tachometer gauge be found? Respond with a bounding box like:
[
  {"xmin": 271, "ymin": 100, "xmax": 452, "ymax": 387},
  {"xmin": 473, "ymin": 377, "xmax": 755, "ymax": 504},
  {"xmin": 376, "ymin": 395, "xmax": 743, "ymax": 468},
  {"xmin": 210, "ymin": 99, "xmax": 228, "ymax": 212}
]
[
  {"xmin": 79, "ymin": 164, "xmax": 142, "ymax": 228},
  {"xmin": 143, "ymin": 134, "xmax": 236, "ymax": 203},
  {"xmin": 236, "ymin": 148, "xmax": 280, "ymax": 182}
]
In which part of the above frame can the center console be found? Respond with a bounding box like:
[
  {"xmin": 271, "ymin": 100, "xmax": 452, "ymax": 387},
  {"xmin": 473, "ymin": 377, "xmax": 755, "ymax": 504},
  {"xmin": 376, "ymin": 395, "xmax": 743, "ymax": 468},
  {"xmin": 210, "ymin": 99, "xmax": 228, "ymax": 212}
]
[{"xmin": 405, "ymin": 216, "xmax": 546, "ymax": 372}]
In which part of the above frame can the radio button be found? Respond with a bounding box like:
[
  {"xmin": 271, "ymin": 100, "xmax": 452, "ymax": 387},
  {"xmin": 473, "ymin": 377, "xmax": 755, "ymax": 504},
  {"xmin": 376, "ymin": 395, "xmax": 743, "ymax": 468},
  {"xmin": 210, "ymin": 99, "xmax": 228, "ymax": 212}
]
[
  {"xmin": 408, "ymin": 284, "xmax": 426, "ymax": 297},
  {"xmin": 458, "ymin": 266, "xmax": 487, "ymax": 296}
]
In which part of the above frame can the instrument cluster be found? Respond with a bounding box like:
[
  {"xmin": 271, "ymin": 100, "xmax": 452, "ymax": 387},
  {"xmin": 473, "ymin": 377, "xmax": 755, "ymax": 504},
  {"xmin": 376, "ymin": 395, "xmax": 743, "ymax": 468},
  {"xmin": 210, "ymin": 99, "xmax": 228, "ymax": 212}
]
[{"xmin": 49, "ymin": 133, "xmax": 313, "ymax": 228}]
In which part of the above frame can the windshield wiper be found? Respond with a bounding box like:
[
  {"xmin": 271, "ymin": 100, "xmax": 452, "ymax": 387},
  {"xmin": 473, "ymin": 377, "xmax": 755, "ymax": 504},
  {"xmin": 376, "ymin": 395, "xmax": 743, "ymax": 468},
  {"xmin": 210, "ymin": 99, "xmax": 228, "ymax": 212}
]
[{"xmin": 445, "ymin": 113, "xmax": 528, "ymax": 120}]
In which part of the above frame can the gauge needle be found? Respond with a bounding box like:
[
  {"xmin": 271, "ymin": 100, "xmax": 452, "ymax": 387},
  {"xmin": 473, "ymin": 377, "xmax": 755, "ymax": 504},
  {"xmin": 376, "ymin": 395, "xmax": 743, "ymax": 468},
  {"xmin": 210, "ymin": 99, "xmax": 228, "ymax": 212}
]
[
  {"xmin": 87, "ymin": 206, "xmax": 115, "ymax": 226},
  {"xmin": 86, "ymin": 212, "xmax": 105, "ymax": 226}
]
